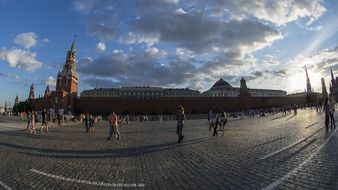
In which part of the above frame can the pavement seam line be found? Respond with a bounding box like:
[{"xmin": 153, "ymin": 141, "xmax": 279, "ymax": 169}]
[
  {"xmin": 262, "ymin": 126, "xmax": 338, "ymax": 190},
  {"xmin": 0, "ymin": 180, "xmax": 12, "ymax": 190},
  {"xmin": 259, "ymin": 124, "xmax": 325, "ymax": 160},
  {"xmin": 30, "ymin": 168, "xmax": 145, "ymax": 187},
  {"xmin": 305, "ymin": 121, "xmax": 319, "ymax": 128}
]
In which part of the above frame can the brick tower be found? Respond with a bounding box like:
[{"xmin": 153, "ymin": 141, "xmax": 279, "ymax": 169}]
[{"xmin": 56, "ymin": 37, "xmax": 79, "ymax": 112}]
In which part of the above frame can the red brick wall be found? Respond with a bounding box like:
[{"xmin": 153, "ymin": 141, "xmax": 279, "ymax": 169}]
[{"xmin": 73, "ymin": 96, "xmax": 307, "ymax": 115}]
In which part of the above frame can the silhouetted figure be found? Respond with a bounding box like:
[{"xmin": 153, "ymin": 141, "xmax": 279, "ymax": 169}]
[
  {"xmin": 324, "ymin": 97, "xmax": 330, "ymax": 131},
  {"xmin": 329, "ymin": 94, "xmax": 336, "ymax": 129},
  {"xmin": 176, "ymin": 105, "xmax": 186, "ymax": 143}
]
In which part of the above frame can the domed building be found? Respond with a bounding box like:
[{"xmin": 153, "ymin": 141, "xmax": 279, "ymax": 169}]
[{"xmin": 202, "ymin": 77, "xmax": 286, "ymax": 97}]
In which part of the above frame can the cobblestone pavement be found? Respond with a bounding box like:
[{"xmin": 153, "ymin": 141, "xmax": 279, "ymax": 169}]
[{"xmin": 1, "ymin": 109, "xmax": 338, "ymax": 189}]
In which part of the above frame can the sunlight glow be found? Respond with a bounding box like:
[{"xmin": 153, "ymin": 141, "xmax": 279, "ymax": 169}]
[{"xmin": 287, "ymin": 70, "xmax": 322, "ymax": 93}]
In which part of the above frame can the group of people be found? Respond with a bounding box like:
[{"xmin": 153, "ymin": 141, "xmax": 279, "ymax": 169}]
[
  {"xmin": 207, "ymin": 110, "xmax": 228, "ymax": 136},
  {"xmin": 323, "ymin": 94, "xmax": 336, "ymax": 130},
  {"xmin": 81, "ymin": 112, "xmax": 121, "ymax": 140},
  {"xmin": 25, "ymin": 109, "xmax": 51, "ymax": 134}
]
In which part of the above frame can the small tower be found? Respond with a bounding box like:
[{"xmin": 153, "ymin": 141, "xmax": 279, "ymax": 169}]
[
  {"xmin": 4, "ymin": 101, "xmax": 7, "ymax": 112},
  {"xmin": 28, "ymin": 84, "xmax": 35, "ymax": 99},
  {"xmin": 305, "ymin": 66, "xmax": 312, "ymax": 93},
  {"xmin": 44, "ymin": 85, "xmax": 51, "ymax": 98},
  {"xmin": 14, "ymin": 96, "xmax": 19, "ymax": 105},
  {"xmin": 239, "ymin": 77, "xmax": 250, "ymax": 97},
  {"xmin": 321, "ymin": 78, "xmax": 328, "ymax": 100}
]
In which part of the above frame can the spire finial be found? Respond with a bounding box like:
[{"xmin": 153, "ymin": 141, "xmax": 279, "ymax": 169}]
[{"xmin": 70, "ymin": 35, "xmax": 76, "ymax": 51}]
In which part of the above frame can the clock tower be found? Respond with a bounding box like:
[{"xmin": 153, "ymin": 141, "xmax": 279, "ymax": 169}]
[{"xmin": 56, "ymin": 37, "xmax": 79, "ymax": 111}]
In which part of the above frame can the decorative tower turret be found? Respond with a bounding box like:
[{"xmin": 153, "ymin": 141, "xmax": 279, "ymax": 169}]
[
  {"xmin": 44, "ymin": 85, "xmax": 51, "ymax": 98},
  {"xmin": 305, "ymin": 66, "xmax": 312, "ymax": 93},
  {"xmin": 239, "ymin": 77, "xmax": 250, "ymax": 97},
  {"xmin": 14, "ymin": 96, "xmax": 19, "ymax": 105},
  {"xmin": 28, "ymin": 84, "xmax": 35, "ymax": 99}
]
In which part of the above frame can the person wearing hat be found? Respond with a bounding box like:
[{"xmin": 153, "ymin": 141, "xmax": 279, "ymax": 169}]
[{"xmin": 176, "ymin": 105, "xmax": 186, "ymax": 143}]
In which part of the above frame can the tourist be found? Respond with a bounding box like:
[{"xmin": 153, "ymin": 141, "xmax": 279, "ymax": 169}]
[
  {"xmin": 329, "ymin": 94, "xmax": 336, "ymax": 129},
  {"xmin": 125, "ymin": 115, "xmax": 130, "ymax": 125},
  {"xmin": 84, "ymin": 113, "xmax": 91, "ymax": 133},
  {"xmin": 220, "ymin": 111, "xmax": 228, "ymax": 136},
  {"xmin": 324, "ymin": 97, "xmax": 330, "ymax": 130},
  {"xmin": 89, "ymin": 115, "xmax": 95, "ymax": 133},
  {"xmin": 57, "ymin": 111, "xmax": 61, "ymax": 126},
  {"xmin": 40, "ymin": 109, "xmax": 49, "ymax": 133},
  {"xmin": 159, "ymin": 114, "xmax": 163, "ymax": 123},
  {"xmin": 213, "ymin": 112, "xmax": 220, "ymax": 136},
  {"xmin": 207, "ymin": 110, "xmax": 212, "ymax": 125},
  {"xmin": 25, "ymin": 110, "xmax": 31, "ymax": 133},
  {"xmin": 176, "ymin": 105, "xmax": 186, "ymax": 143},
  {"xmin": 293, "ymin": 104, "xmax": 297, "ymax": 115},
  {"xmin": 107, "ymin": 111, "xmax": 120, "ymax": 140},
  {"xmin": 30, "ymin": 110, "xmax": 37, "ymax": 134}
]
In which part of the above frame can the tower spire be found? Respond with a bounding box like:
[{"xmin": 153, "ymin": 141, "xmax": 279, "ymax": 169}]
[
  {"xmin": 28, "ymin": 84, "xmax": 35, "ymax": 99},
  {"xmin": 321, "ymin": 78, "xmax": 328, "ymax": 99},
  {"xmin": 70, "ymin": 35, "xmax": 76, "ymax": 52},
  {"xmin": 305, "ymin": 66, "xmax": 312, "ymax": 93}
]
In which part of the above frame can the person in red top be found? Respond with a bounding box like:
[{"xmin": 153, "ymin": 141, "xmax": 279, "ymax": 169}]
[{"xmin": 107, "ymin": 111, "xmax": 121, "ymax": 140}]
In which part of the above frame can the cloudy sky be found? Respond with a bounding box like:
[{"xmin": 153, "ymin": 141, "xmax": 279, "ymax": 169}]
[{"xmin": 1, "ymin": 0, "xmax": 338, "ymax": 106}]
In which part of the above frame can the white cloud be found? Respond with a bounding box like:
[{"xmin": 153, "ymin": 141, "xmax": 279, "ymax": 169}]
[
  {"xmin": 72, "ymin": 0, "xmax": 327, "ymax": 92},
  {"xmin": 201, "ymin": 0, "xmax": 326, "ymax": 26},
  {"xmin": 96, "ymin": 42, "xmax": 106, "ymax": 53},
  {"xmin": 45, "ymin": 76, "xmax": 56, "ymax": 88},
  {"xmin": 119, "ymin": 32, "xmax": 160, "ymax": 46},
  {"xmin": 43, "ymin": 38, "xmax": 50, "ymax": 43},
  {"xmin": 0, "ymin": 48, "xmax": 42, "ymax": 72},
  {"xmin": 13, "ymin": 32, "xmax": 38, "ymax": 49}
]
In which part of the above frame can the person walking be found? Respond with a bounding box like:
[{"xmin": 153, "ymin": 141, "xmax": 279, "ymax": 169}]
[
  {"xmin": 40, "ymin": 109, "xmax": 49, "ymax": 133},
  {"xmin": 324, "ymin": 97, "xmax": 330, "ymax": 131},
  {"xmin": 213, "ymin": 112, "xmax": 220, "ymax": 136},
  {"xmin": 107, "ymin": 111, "xmax": 120, "ymax": 140},
  {"xmin": 26, "ymin": 110, "xmax": 32, "ymax": 133},
  {"xmin": 84, "ymin": 113, "xmax": 91, "ymax": 133},
  {"xmin": 220, "ymin": 111, "xmax": 228, "ymax": 136},
  {"xmin": 207, "ymin": 110, "xmax": 212, "ymax": 125},
  {"xmin": 329, "ymin": 94, "xmax": 336, "ymax": 129},
  {"xmin": 176, "ymin": 105, "xmax": 186, "ymax": 143},
  {"xmin": 30, "ymin": 110, "xmax": 37, "ymax": 134},
  {"xmin": 89, "ymin": 115, "xmax": 95, "ymax": 133},
  {"xmin": 57, "ymin": 111, "xmax": 61, "ymax": 126}
]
